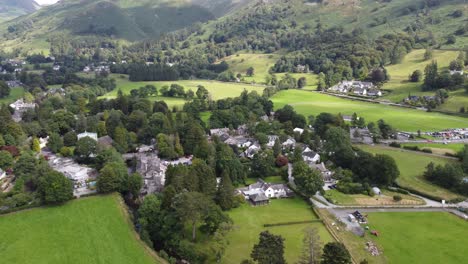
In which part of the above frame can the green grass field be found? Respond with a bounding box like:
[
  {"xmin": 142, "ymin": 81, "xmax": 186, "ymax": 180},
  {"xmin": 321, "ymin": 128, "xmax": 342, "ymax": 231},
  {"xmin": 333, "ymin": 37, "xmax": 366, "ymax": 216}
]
[
  {"xmin": 324, "ymin": 189, "xmax": 424, "ymax": 206},
  {"xmin": 358, "ymin": 145, "xmax": 461, "ymax": 200},
  {"xmin": 219, "ymin": 53, "xmax": 279, "ymax": 84},
  {"xmin": 271, "ymin": 89, "xmax": 467, "ymax": 132},
  {"xmin": 0, "ymin": 87, "xmax": 25, "ymax": 104},
  {"xmin": 382, "ymin": 49, "xmax": 460, "ymax": 103},
  {"xmin": 438, "ymin": 90, "xmax": 468, "ymax": 113},
  {"xmin": 400, "ymin": 143, "xmax": 465, "ymax": 155},
  {"xmin": 0, "ymin": 195, "xmax": 161, "ymax": 264},
  {"xmin": 220, "ymin": 198, "xmax": 333, "ymax": 264},
  {"xmin": 219, "ymin": 53, "xmax": 318, "ymax": 88},
  {"xmin": 367, "ymin": 212, "xmax": 468, "ymax": 264},
  {"xmin": 101, "ymin": 74, "xmax": 264, "ymax": 107}
]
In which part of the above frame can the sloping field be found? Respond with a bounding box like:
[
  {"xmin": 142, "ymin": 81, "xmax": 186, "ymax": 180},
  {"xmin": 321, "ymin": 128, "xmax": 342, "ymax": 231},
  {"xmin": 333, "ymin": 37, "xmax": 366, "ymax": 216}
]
[{"xmin": 0, "ymin": 195, "xmax": 161, "ymax": 264}]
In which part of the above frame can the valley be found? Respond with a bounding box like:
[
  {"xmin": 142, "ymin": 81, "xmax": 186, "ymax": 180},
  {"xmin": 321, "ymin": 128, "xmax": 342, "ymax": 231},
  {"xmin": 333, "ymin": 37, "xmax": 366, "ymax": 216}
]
[{"xmin": 0, "ymin": 0, "xmax": 467, "ymax": 264}]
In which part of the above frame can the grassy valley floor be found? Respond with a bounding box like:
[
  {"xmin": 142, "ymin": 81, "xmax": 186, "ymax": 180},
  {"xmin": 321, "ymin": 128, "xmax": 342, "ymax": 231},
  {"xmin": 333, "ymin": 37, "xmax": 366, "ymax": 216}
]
[
  {"xmin": 100, "ymin": 74, "xmax": 265, "ymax": 108},
  {"xmin": 366, "ymin": 212, "xmax": 468, "ymax": 264},
  {"xmin": 357, "ymin": 145, "xmax": 461, "ymax": 201},
  {"xmin": 215, "ymin": 197, "xmax": 333, "ymax": 264},
  {"xmin": 0, "ymin": 194, "xmax": 162, "ymax": 264},
  {"xmin": 272, "ymin": 89, "xmax": 468, "ymax": 132}
]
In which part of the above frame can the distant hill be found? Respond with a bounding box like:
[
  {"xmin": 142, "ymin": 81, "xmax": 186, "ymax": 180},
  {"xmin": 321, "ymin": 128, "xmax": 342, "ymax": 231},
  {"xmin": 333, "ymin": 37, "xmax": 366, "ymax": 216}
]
[
  {"xmin": 0, "ymin": 0, "xmax": 40, "ymax": 22},
  {"xmin": 0, "ymin": 0, "xmax": 251, "ymax": 43}
]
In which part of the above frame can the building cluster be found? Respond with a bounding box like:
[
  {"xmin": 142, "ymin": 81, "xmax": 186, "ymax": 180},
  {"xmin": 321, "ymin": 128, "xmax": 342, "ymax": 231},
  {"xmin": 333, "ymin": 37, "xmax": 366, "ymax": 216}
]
[
  {"xmin": 123, "ymin": 148, "xmax": 193, "ymax": 195},
  {"xmin": 83, "ymin": 64, "xmax": 110, "ymax": 73},
  {"xmin": 9, "ymin": 99, "xmax": 36, "ymax": 122},
  {"xmin": 46, "ymin": 153, "xmax": 98, "ymax": 197},
  {"xmin": 328, "ymin": 81, "xmax": 382, "ymax": 97},
  {"xmin": 237, "ymin": 179, "xmax": 294, "ymax": 206}
]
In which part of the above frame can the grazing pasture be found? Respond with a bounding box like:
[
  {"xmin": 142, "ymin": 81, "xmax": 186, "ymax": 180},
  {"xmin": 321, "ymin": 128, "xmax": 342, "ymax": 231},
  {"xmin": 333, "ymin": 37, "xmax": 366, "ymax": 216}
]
[
  {"xmin": 271, "ymin": 89, "xmax": 467, "ymax": 132},
  {"xmin": 220, "ymin": 197, "xmax": 333, "ymax": 264},
  {"xmin": 366, "ymin": 212, "xmax": 468, "ymax": 264},
  {"xmin": 0, "ymin": 195, "xmax": 161, "ymax": 264},
  {"xmin": 358, "ymin": 145, "xmax": 461, "ymax": 201}
]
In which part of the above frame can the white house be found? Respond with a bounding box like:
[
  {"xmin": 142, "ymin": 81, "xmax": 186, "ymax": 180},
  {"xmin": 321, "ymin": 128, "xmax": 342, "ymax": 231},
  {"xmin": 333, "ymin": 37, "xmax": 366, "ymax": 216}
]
[
  {"xmin": 282, "ymin": 137, "xmax": 296, "ymax": 149},
  {"xmin": 293, "ymin": 127, "xmax": 304, "ymax": 134},
  {"xmin": 243, "ymin": 144, "xmax": 261, "ymax": 159},
  {"xmin": 302, "ymin": 147, "xmax": 320, "ymax": 163},
  {"xmin": 52, "ymin": 65, "xmax": 61, "ymax": 71},
  {"xmin": 0, "ymin": 169, "xmax": 6, "ymax": 180},
  {"xmin": 237, "ymin": 179, "xmax": 294, "ymax": 205},
  {"xmin": 450, "ymin": 70, "xmax": 464, "ymax": 76},
  {"xmin": 77, "ymin": 131, "xmax": 98, "ymax": 141},
  {"xmin": 266, "ymin": 135, "xmax": 279, "ymax": 148}
]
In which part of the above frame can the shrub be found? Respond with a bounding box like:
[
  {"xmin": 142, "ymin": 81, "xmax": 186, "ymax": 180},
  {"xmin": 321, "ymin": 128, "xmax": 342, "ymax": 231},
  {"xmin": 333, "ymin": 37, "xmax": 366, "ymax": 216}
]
[
  {"xmin": 393, "ymin": 195, "xmax": 402, "ymax": 202},
  {"xmin": 421, "ymin": 148, "xmax": 433, "ymax": 153},
  {"xmin": 389, "ymin": 142, "xmax": 401, "ymax": 148},
  {"xmin": 403, "ymin": 145, "xmax": 420, "ymax": 151}
]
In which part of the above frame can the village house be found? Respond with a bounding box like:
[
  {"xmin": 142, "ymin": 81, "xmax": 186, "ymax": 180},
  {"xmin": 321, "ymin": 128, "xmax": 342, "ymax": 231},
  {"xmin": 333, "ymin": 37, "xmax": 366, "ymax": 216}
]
[
  {"xmin": 47, "ymin": 154, "xmax": 98, "ymax": 196},
  {"xmin": 242, "ymin": 144, "xmax": 261, "ymax": 159},
  {"xmin": 266, "ymin": 135, "xmax": 279, "ymax": 148},
  {"xmin": 367, "ymin": 89, "xmax": 382, "ymax": 97},
  {"xmin": 237, "ymin": 179, "xmax": 294, "ymax": 206},
  {"xmin": 9, "ymin": 99, "xmax": 36, "ymax": 122},
  {"xmin": 302, "ymin": 147, "xmax": 320, "ymax": 163},
  {"xmin": 293, "ymin": 127, "xmax": 304, "ymax": 134},
  {"xmin": 329, "ymin": 81, "xmax": 379, "ymax": 96},
  {"xmin": 5, "ymin": 80, "xmax": 22, "ymax": 88},
  {"xmin": 210, "ymin": 128, "xmax": 230, "ymax": 137},
  {"xmin": 83, "ymin": 66, "xmax": 91, "ymax": 73},
  {"xmin": 282, "ymin": 137, "xmax": 296, "ymax": 150},
  {"xmin": 310, "ymin": 162, "xmax": 334, "ymax": 183},
  {"xmin": 77, "ymin": 131, "xmax": 98, "ymax": 141},
  {"xmin": 450, "ymin": 70, "xmax": 464, "ymax": 76},
  {"xmin": 224, "ymin": 136, "xmax": 254, "ymax": 148},
  {"xmin": 0, "ymin": 168, "xmax": 6, "ymax": 181}
]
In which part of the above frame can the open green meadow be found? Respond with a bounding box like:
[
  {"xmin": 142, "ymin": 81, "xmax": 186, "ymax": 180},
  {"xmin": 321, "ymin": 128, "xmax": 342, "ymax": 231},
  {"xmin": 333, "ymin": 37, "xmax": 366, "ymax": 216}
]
[
  {"xmin": 271, "ymin": 89, "xmax": 467, "ymax": 132},
  {"xmin": 358, "ymin": 145, "xmax": 461, "ymax": 201},
  {"xmin": 219, "ymin": 53, "xmax": 279, "ymax": 84},
  {"xmin": 366, "ymin": 212, "xmax": 468, "ymax": 264},
  {"xmin": 219, "ymin": 53, "xmax": 318, "ymax": 88},
  {"xmin": 0, "ymin": 87, "xmax": 25, "ymax": 104},
  {"xmin": 438, "ymin": 90, "xmax": 468, "ymax": 113},
  {"xmin": 400, "ymin": 143, "xmax": 465, "ymax": 155},
  {"xmin": 382, "ymin": 49, "xmax": 460, "ymax": 103},
  {"xmin": 101, "ymin": 74, "xmax": 264, "ymax": 107},
  {"xmin": 0, "ymin": 195, "xmax": 161, "ymax": 264},
  {"xmin": 219, "ymin": 197, "xmax": 333, "ymax": 264}
]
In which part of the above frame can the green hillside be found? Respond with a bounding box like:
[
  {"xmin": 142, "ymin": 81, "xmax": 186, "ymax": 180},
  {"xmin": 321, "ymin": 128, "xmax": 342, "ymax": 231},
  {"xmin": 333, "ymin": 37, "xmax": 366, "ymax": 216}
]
[
  {"xmin": 0, "ymin": 0, "xmax": 38, "ymax": 22},
  {"xmin": 0, "ymin": 0, "xmax": 250, "ymax": 50},
  {"xmin": 0, "ymin": 194, "xmax": 163, "ymax": 264}
]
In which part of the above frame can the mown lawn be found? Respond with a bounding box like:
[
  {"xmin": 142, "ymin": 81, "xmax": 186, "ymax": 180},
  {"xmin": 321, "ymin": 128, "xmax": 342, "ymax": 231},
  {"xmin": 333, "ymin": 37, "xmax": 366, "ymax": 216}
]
[
  {"xmin": 101, "ymin": 74, "xmax": 264, "ymax": 106},
  {"xmin": 0, "ymin": 195, "xmax": 161, "ymax": 264},
  {"xmin": 382, "ymin": 49, "xmax": 459, "ymax": 102},
  {"xmin": 221, "ymin": 197, "xmax": 333, "ymax": 264},
  {"xmin": 358, "ymin": 145, "xmax": 461, "ymax": 200},
  {"xmin": 271, "ymin": 89, "xmax": 467, "ymax": 132},
  {"xmin": 366, "ymin": 212, "xmax": 468, "ymax": 264},
  {"xmin": 0, "ymin": 87, "xmax": 25, "ymax": 104}
]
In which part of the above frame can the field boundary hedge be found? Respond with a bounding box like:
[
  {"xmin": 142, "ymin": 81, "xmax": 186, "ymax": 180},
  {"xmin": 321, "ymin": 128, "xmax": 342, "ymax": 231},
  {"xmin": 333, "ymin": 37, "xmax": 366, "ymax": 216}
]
[{"xmin": 263, "ymin": 219, "xmax": 323, "ymax": 227}]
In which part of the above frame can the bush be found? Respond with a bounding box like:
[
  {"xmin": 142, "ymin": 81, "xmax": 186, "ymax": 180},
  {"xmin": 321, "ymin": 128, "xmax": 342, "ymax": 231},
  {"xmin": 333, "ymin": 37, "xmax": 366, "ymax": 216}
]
[
  {"xmin": 403, "ymin": 145, "xmax": 420, "ymax": 151},
  {"xmin": 421, "ymin": 148, "xmax": 433, "ymax": 153},
  {"xmin": 393, "ymin": 195, "xmax": 402, "ymax": 202},
  {"xmin": 389, "ymin": 142, "xmax": 401, "ymax": 148}
]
